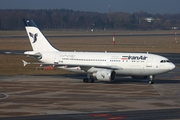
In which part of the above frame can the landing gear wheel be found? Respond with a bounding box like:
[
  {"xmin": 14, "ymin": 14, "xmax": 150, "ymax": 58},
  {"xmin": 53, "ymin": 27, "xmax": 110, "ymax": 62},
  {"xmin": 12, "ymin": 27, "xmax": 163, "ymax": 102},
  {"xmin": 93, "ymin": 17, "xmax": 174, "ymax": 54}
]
[
  {"xmin": 88, "ymin": 79, "xmax": 94, "ymax": 83},
  {"xmin": 149, "ymin": 80, "xmax": 154, "ymax": 84},
  {"xmin": 83, "ymin": 77, "xmax": 95, "ymax": 83},
  {"xmin": 148, "ymin": 75, "xmax": 154, "ymax": 84}
]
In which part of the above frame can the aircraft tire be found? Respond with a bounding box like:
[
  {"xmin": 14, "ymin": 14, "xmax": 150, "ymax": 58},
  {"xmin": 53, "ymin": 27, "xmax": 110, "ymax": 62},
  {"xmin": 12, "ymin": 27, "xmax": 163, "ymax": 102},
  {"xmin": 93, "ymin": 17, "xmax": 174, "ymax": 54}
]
[
  {"xmin": 89, "ymin": 79, "xmax": 94, "ymax": 83},
  {"xmin": 149, "ymin": 80, "xmax": 154, "ymax": 84},
  {"xmin": 149, "ymin": 75, "xmax": 154, "ymax": 84}
]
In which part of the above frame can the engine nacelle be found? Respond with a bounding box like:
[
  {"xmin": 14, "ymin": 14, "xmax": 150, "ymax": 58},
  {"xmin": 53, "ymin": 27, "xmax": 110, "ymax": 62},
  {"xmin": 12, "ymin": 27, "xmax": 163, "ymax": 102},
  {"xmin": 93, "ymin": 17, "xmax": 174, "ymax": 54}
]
[{"xmin": 93, "ymin": 69, "xmax": 116, "ymax": 82}]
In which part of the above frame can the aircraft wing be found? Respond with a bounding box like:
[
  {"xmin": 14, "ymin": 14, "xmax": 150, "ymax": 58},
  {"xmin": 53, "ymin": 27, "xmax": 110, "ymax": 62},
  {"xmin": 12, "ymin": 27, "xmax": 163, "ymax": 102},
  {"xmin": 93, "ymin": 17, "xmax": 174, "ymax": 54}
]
[
  {"xmin": 73, "ymin": 65, "xmax": 121, "ymax": 70},
  {"xmin": 22, "ymin": 60, "xmax": 53, "ymax": 67},
  {"xmin": 55, "ymin": 63, "xmax": 123, "ymax": 71},
  {"xmin": 22, "ymin": 60, "xmax": 123, "ymax": 71},
  {"xmin": 2, "ymin": 50, "xmax": 42, "ymax": 59}
]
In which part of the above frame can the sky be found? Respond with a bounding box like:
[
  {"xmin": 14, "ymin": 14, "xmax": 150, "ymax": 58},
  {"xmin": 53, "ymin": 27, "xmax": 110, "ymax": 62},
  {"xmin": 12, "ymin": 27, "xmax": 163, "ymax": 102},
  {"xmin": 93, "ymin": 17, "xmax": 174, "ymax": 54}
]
[{"xmin": 1, "ymin": 0, "xmax": 180, "ymax": 14}]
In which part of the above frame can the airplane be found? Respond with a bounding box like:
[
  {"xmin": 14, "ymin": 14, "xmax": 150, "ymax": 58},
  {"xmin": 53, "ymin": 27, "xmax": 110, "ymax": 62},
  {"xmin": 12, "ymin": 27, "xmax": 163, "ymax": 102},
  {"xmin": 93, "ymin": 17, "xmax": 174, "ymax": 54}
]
[{"xmin": 22, "ymin": 19, "xmax": 175, "ymax": 84}]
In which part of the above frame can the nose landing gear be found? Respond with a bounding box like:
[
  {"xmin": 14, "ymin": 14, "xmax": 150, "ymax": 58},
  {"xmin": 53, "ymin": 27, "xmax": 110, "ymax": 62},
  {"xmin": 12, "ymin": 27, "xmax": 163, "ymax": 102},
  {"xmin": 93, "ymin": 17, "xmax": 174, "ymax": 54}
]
[{"xmin": 149, "ymin": 75, "xmax": 155, "ymax": 84}]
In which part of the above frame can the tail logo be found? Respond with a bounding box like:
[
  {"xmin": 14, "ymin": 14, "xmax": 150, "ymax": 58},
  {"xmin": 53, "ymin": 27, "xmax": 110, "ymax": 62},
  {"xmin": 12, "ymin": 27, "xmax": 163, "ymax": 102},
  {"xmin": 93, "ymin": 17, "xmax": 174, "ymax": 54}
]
[{"xmin": 29, "ymin": 32, "xmax": 38, "ymax": 43}]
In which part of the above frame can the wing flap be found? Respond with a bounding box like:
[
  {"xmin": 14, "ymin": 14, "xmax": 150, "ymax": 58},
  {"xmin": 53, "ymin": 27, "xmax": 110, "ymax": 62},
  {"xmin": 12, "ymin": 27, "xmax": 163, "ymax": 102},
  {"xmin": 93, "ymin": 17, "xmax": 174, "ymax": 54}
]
[{"xmin": 22, "ymin": 60, "xmax": 53, "ymax": 67}]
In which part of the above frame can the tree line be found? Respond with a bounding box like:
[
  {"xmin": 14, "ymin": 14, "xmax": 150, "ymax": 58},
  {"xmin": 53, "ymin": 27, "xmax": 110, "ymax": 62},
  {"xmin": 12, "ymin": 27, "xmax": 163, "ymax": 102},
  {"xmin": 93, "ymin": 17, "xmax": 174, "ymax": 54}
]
[{"xmin": 0, "ymin": 9, "xmax": 180, "ymax": 30}]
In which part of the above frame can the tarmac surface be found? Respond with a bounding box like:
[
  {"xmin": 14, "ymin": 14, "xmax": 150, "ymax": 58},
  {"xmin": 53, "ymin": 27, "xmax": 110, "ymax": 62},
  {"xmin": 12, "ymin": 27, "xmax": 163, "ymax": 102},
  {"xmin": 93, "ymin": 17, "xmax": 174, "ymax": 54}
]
[{"xmin": 0, "ymin": 53, "xmax": 180, "ymax": 120}]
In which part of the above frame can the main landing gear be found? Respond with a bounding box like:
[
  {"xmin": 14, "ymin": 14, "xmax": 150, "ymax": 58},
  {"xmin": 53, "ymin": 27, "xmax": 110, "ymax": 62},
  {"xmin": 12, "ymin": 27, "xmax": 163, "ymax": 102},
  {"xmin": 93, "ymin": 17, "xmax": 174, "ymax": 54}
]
[
  {"xmin": 148, "ymin": 75, "xmax": 155, "ymax": 84},
  {"xmin": 83, "ymin": 78, "xmax": 95, "ymax": 83},
  {"xmin": 83, "ymin": 74, "xmax": 95, "ymax": 83}
]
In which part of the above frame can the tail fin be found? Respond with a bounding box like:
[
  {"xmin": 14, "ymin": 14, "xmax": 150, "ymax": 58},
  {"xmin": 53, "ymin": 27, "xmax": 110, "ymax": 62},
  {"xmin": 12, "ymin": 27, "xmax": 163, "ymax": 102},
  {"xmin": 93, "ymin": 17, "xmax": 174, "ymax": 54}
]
[{"xmin": 23, "ymin": 19, "xmax": 58, "ymax": 52}]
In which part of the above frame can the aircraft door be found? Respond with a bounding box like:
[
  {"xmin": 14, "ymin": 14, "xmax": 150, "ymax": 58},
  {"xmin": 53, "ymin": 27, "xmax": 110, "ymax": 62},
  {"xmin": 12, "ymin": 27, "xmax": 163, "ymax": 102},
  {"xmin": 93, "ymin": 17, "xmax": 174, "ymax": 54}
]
[
  {"xmin": 146, "ymin": 57, "xmax": 153, "ymax": 67},
  {"xmin": 102, "ymin": 57, "xmax": 111, "ymax": 66},
  {"xmin": 106, "ymin": 58, "xmax": 111, "ymax": 66}
]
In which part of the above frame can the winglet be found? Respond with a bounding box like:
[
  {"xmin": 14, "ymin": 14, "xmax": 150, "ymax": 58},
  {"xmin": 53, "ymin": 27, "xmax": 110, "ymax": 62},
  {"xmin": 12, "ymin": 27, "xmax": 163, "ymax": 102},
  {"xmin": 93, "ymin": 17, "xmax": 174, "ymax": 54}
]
[{"xmin": 22, "ymin": 60, "xmax": 28, "ymax": 67}]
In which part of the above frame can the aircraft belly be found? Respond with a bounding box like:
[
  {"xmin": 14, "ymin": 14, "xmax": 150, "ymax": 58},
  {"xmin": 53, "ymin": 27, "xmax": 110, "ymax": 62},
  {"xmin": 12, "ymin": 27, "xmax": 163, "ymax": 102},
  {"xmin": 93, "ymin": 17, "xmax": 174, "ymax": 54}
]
[
  {"xmin": 115, "ymin": 69, "xmax": 130, "ymax": 75},
  {"xmin": 116, "ymin": 68, "xmax": 157, "ymax": 76}
]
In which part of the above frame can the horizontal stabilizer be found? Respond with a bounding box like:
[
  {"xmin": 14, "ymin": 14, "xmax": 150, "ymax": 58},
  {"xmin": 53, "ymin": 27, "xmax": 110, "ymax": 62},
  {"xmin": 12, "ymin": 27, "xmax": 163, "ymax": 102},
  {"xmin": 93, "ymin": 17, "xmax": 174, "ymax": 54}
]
[
  {"xmin": 22, "ymin": 60, "xmax": 52, "ymax": 67},
  {"xmin": 22, "ymin": 60, "xmax": 43, "ymax": 66},
  {"xmin": 4, "ymin": 51, "xmax": 25, "ymax": 55},
  {"xmin": 22, "ymin": 60, "xmax": 28, "ymax": 67},
  {"xmin": 24, "ymin": 51, "xmax": 42, "ymax": 60},
  {"xmin": 24, "ymin": 51, "xmax": 42, "ymax": 56}
]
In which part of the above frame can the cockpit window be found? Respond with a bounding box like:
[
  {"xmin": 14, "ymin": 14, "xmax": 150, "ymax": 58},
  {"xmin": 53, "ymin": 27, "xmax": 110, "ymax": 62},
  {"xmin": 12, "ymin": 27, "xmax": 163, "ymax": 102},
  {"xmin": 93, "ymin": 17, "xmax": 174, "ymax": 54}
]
[
  {"xmin": 166, "ymin": 60, "xmax": 170, "ymax": 63},
  {"xmin": 160, "ymin": 60, "xmax": 171, "ymax": 63}
]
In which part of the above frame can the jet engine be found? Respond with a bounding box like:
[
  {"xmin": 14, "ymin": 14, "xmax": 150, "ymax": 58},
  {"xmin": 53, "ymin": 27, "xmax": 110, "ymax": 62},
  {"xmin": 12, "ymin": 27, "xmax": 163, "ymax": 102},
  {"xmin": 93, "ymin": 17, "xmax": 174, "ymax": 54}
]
[{"xmin": 93, "ymin": 69, "xmax": 116, "ymax": 82}]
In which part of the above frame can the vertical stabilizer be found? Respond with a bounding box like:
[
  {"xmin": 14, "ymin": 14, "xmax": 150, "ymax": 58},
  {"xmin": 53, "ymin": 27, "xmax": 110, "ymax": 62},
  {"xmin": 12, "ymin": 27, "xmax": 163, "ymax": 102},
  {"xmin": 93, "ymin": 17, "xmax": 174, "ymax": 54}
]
[{"xmin": 23, "ymin": 19, "xmax": 58, "ymax": 52}]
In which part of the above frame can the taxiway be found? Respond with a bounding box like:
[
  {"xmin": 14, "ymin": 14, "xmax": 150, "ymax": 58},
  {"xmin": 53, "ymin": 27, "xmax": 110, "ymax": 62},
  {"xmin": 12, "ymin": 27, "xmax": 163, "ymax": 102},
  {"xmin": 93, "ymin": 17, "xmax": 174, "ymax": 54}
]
[{"xmin": 0, "ymin": 53, "xmax": 180, "ymax": 120}]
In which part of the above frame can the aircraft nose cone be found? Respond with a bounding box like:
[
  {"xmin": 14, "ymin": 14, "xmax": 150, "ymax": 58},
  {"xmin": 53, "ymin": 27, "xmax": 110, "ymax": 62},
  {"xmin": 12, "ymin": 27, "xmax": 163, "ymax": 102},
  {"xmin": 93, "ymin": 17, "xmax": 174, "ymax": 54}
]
[{"xmin": 170, "ymin": 63, "xmax": 175, "ymax": 70}]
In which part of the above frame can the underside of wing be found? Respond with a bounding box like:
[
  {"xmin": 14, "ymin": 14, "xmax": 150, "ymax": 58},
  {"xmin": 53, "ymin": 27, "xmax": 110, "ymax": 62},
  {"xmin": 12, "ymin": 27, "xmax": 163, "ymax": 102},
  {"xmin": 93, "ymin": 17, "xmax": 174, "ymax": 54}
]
[{"xmin": 55, "ymin": 63, "xmax": 123, "ymax": 72}]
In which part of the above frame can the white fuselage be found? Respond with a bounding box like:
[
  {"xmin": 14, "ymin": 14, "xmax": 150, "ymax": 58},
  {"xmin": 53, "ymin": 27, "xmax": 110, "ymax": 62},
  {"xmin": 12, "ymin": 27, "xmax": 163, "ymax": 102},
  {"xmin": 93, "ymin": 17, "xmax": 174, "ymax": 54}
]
[
  {"xmin": 39, "ymin": 51, "xmax": 175, "ymax": 76},
  {"xmin": 23, "ymin": 19, "xmax": 176, "ymax": 83}
]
